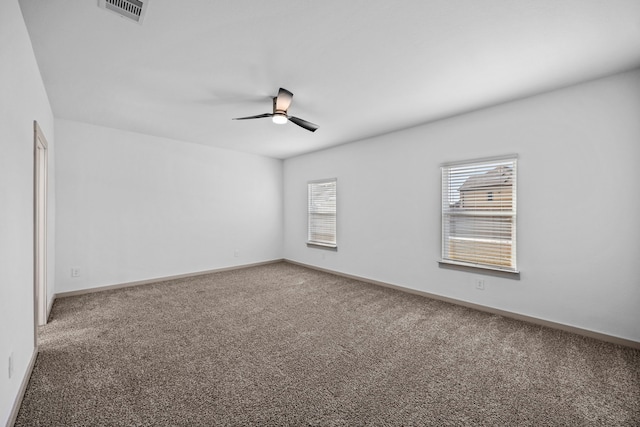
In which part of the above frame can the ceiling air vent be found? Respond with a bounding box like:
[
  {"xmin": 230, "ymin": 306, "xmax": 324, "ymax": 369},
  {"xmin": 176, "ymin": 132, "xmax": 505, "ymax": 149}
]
[{"xmin": 98, "ymin": 0, "xmax": 149, "ymax": 24}]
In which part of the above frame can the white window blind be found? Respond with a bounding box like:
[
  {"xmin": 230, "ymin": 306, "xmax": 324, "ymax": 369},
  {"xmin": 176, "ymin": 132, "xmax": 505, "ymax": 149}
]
[
  {"xmin": 441, "ymin": 156, "xmax": 517, "ymax": 272},
  {"xmin": 308, "ymin": 178, "xmax": 337, "ymax": 247}
]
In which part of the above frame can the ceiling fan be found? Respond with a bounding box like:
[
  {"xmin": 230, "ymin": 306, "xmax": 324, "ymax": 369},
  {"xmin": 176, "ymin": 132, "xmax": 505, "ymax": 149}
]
[{"xmin": 232, "ymin": 88, "xmax": 319, "ymax": 132}]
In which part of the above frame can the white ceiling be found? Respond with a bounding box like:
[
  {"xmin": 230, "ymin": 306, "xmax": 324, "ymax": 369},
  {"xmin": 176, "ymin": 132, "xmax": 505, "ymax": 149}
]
[{"xmin": 19, "ymin": 0, "xmax": 640, "ymax": 159}]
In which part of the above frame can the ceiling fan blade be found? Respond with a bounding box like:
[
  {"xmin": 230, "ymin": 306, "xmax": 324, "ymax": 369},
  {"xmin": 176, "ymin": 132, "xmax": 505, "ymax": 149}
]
[
  {"xmin": 275, "ymin": 88, "xmax": 293, "ymax": 112},
  {"xmin": 232, "ymin": 113, "xmax": 273, "ymax": 120},
  {"xmin": 289, "ymin": 116, "xmax": 319, "ymax": 132}
]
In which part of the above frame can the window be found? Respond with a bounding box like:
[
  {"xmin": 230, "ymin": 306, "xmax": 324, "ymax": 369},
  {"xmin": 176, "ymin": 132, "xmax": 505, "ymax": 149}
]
[
  {"xmin": 308, "ymin": 178, "xmax": 337, "ymax": 248},
  {"xmin": 441, "ymin": 156, "xmax": 517, "ymax": 272}
]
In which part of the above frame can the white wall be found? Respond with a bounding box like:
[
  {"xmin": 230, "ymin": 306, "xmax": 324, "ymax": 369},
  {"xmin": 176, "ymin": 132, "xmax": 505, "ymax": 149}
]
[
  {"xmin": 0, "ymin": 1, "xmax": 56, "ymax": 425},
  {"xmin": 55, "ymin": 119, "xmax": 283, "ymax": 292},
  {"xmin": 284, "ymin": 69, "xmax": 640, "ymax": 342}
]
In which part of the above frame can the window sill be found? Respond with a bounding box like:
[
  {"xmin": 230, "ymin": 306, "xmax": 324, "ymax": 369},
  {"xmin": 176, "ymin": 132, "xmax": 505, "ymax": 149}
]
[
  {"xmin": 438, "ymin": 260, "xmax": 520, "ymax": 279},
  {"xmin": 307, "ymin": 242, "xmax": 338, "ymax": 251}
]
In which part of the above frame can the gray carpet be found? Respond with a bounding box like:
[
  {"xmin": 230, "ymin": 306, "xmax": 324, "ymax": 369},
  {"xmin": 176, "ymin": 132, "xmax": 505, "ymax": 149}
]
[{"xmin": 15, "ymin": 262, "xmax": 640, "ymax": 426}]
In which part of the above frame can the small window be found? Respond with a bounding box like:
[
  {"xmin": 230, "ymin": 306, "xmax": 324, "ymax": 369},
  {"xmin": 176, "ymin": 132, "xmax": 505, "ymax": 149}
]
[
  {"xmin": 441, "ymin": 156, "xmax": 517, "ymax": 272},
  {"xmin": 308, "ymin": 178, "xmax": 337, "ymax": 248}
]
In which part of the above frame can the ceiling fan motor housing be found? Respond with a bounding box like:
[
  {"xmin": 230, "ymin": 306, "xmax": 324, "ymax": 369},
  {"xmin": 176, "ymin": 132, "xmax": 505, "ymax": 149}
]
[
  {"xmin": 272, "ymin": 97, "xmax": 286, "ymax": 115},
  {"xmin": 271, "ymin": 97, "xmax": 288, "ymax": 123}
]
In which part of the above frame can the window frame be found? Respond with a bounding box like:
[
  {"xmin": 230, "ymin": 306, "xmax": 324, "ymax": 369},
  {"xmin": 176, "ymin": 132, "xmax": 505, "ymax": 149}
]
[
  {"xmin": 440, "ymin": 155, "xmax": 518, "ymax": 273},
  {"xmin": 307, "ymin": 178, "xmax": 337, "ymax": 249}
]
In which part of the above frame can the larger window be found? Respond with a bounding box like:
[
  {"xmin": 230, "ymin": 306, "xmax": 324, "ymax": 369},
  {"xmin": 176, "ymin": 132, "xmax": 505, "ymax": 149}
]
[
  {"xmin": 308, "ymin": 178, "xmax": 337, "ymax": 248},
  {"xmin": 441, "ymin": 156, "xmax": 518, "ymax": 272}
]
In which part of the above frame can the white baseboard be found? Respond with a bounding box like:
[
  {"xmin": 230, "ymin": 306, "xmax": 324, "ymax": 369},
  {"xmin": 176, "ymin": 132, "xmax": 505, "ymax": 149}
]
[
  {"xmin": 6, "ymin": 348, "xmax": 38, "ymax": 427},
  {"xmin": 55, "ymin": 259, "xmax": 284, "ymax": 299},
  {"xmin": 284, "ymin": 259, "xmax": 640, "ymax": 350}
]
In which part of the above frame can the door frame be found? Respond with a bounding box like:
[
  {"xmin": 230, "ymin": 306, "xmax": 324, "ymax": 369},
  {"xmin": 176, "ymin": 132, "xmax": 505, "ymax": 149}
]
[{"xmin": 33, "ymin": 120, "xmax": 49, "ymax": 343}]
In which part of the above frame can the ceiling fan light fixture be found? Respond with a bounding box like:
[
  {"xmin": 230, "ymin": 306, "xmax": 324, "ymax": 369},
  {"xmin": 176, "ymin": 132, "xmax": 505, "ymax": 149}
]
[{"xmin": 272, "ymin": 113, "xmax": 288, "ymax": 124}]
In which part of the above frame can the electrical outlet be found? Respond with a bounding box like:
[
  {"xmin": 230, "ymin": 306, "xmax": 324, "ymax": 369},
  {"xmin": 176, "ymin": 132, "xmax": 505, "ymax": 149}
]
[
  {"xmin": 8, "ymin": 352, "xmax": 14, "ymax": 379},
  {"xmin": 71, "ymin": 267, "xmax": 81, "ymax": 277},
  {"xmin": 475, "ymin": 278, "xmax": 485, "ymax": 290}
]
